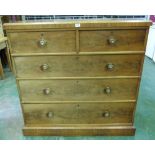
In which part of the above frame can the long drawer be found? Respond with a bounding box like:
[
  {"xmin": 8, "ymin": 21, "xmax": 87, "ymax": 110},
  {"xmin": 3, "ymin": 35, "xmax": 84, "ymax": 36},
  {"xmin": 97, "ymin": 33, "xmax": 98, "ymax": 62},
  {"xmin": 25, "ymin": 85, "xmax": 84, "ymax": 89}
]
[
  {"xmin": 23, "ymin": 102, "xmax": 134, "ymax": 125},
  {"xmin": 18, "ymin": 78, "xmax": 139, "ymax": 102},
  {"xmin": 8, "ymin": 31, "xmax": 76, "ymax": 53},
  {"xmin": 14, "ymin": 54, "xmax": 143, "ymax": 78},
  {"xmin": 80, "ymin": 29, "xmax": 146, "ymax": 52}
]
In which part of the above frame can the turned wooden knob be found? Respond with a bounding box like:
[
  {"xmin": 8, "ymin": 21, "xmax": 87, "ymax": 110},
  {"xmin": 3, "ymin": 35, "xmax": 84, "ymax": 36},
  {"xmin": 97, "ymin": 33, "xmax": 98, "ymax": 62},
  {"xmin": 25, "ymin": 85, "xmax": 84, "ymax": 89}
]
[
  {"xmin": 106, "ymin": 63, "xmax": 114, "ymax": 70},
  {"xmin": 39, "ymin": 38, "xmax": 47, "ymax": 47},
  {"xmin": 108, "ymin": 37, "xmax": 116, "ymax": 45},
  {"xmin": 47, "ymin": 112, "xmax": 53, "ymax": 118},
  {"xmin": 104, "ymin": 87, "xmax": 111, "ymax": 94},
  {"xmin": 43, "ymin": 88, "xmax": 51, "ymax": 95},
  {"xmin": 40, "ymin": 64, "xmax": 49, "ymax": 71},
  {"xmin": 102, "ymin": 111, "xmax": 110, "ymax": 117}
]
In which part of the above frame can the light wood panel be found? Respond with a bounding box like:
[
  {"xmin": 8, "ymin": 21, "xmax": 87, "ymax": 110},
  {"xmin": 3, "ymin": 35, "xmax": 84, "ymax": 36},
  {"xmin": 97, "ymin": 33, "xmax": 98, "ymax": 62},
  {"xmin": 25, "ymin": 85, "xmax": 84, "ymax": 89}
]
[
  {"xmin": 14, "ymin": 54, "xmax": 143, "ymax": 78},
  {"xmin": 9, "ymin": 31, "xmax": 76, "ymax": 53},
  {"xmin": 23, "ymin": 102, "xmax": 135, "ymax": 125},
  {"xmin": 3, "ymin": 20, "xmax": 152, "ymax": 31},
  {"xmin": 0, "ymin": 58, "xmax": 4, "ymax": 79},
  {"xmin": 11, "ymin": 51, "xmax": 145, "ymax": 56},
  {"xmin": 23, "ymin": 126, "xmax": 136, "ymax": 136},
  {"xmin": 18, "ymin": 78, "xmax": 139, "ymax": 102},
  {"xmin": 80, "ymin": 29, "xmax": 146, "ymax": 52}
]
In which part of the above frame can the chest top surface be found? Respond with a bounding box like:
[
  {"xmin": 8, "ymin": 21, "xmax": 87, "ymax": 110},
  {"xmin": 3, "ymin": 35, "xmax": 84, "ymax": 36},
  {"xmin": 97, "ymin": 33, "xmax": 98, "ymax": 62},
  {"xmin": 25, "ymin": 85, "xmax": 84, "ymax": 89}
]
[{"xmin": 3, "ymin": 20, "xmax": 152, "ymax": 30}]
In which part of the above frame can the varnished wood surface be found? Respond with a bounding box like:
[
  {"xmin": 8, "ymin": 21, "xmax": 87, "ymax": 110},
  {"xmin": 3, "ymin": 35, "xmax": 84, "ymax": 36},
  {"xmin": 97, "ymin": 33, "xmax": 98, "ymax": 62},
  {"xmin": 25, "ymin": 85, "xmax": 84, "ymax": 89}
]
[
  {"xmin": 16, "ymin": 76, "xmax": 140, "ymax": 80},
  {"xmin": 21, "ymin": 100, "xmax": 136, "ymax": 104},
  {"xmin": 132, "ymin": 28, "xmax": 150, "ymax": 123},
  {"xmin": 23, "ymin": 125, "xmax": 136, "ymax": 136},
  {"xmin": 80, "ymin": 29, "xmax": 146, "ymax": 51},
  {"xmin": 4, "ymin": 21, "xmax": 151, "ymax": 136},
  {"xmin": 3, "ymin": 20, "xmax": 151, "ymax": 30},
  {"xmin": 0, "ymin": 58, "xmax": 4, "ymax": 79},
  {"xmin": 4, "ymin": 40, "xmax": 13, "ymax": 72},
  {"xmin": 8, "ymin": 31, "xmax": 76, "ymax": 53},
  {"xmin": 13, "ymin": 54, "xmax": 143, "ymax": 78},
  {"xmin": 23, "ymin": 102, "xmax": 134, "ymax": 125},
  {"xmin": 25, "ymin": 123, "xmax": 133, "ymax": 127},
  {"xmin": 8, "ymin": 29, "xmax": 146, "ymax": 53},
  {"xmin": 11, "ymin": 51, "xmax": 145, "ymax": 56},
  {"xmin": 76, "ymin": 30, "xmax": 79, "ymax": 53},
  {"xmin": 18, "ymin": 78, "xmax": 139, "ymax": 102}
]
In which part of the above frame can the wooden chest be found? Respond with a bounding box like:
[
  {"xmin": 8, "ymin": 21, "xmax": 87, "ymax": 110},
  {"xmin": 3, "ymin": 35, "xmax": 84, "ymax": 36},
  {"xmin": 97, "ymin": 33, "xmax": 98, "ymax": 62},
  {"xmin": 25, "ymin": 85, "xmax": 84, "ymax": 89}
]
[{"xmin": 4, "ymin": 21, "xmax": 151, "ymax": 136}]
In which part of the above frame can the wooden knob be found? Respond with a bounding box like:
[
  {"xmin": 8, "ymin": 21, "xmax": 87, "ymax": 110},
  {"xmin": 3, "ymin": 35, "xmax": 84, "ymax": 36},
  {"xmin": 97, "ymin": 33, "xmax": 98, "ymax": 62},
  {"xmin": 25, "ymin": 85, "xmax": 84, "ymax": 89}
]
[
  {"xmin": 40, "ymin": 64, "xmax": 49, "ymax": 71},
  {"xmin": 47, "ymin": 112, "xmax": 53, "ymax": 118},
  {"xmin": 106, "ymin": 63, "xmax": 114, "ymax": 70},
  {"xmin": 43, "ymin": 88, "xmax": 51, "ymax": 95},
  {"xmin": 108, "ymin": 37, "xmax": 116, "ymax": 45},
  {"xmin": 102, "ymin": 111, "xmax": 110, "ymax": 117},
  {"xmin": 104, "ymin": 87, "xmax": 111, "ymax": 94},
  {"xmin": 39, "ymin": 38, "xmax": 47, "ymax": 47}
]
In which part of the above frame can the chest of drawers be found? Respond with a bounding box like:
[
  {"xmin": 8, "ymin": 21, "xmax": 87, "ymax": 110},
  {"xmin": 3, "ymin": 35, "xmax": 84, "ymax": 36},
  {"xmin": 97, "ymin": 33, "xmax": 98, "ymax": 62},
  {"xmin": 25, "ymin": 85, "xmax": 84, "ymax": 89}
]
[{"xmin": 4, "ymin": 21, "xmax": 151, "ymax": 136}]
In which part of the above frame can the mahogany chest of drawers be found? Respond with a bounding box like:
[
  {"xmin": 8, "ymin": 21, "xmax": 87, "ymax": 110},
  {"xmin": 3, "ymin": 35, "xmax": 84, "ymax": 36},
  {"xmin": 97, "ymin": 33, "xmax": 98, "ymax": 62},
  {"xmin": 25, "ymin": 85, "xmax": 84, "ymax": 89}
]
[{"xmin": 4, "ymin": 21, "xmax": 151, "ymax": 136}]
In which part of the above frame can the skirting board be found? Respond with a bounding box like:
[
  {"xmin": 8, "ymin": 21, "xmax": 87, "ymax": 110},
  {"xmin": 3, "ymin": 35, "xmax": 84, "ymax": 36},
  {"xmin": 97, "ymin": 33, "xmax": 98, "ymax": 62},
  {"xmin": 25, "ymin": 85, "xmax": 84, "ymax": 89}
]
[{"xmin": 23, "ymin": 125, "xmax": 136, "ymax": 136}]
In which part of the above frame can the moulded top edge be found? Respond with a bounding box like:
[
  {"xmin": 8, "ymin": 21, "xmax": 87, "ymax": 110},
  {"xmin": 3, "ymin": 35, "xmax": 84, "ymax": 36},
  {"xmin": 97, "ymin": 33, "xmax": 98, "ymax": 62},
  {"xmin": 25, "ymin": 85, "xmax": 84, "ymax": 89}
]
[{"xmin": 3, "ymin": 20, "xmax": 152, "ymax": 30}]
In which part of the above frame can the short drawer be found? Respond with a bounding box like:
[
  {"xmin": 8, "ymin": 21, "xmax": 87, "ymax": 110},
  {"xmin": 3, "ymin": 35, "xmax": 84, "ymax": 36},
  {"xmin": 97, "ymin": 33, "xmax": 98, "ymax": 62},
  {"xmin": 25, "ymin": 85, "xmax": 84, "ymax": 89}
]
[
  {"xmin": 9, "ymin": 31, "xmax": 76, "ymax": 53},
  {"xmin": 19, "ymin": 78, "xmax": 139, "ymax": 102},
  {"xmin": 23, "ymin": 102, "xmax": 134, "ymax": 125},
  {"xmin": 80, "ymin": 29, "xmax": 146, "ymax": 52},
  {"xmin": 14, "ymin": 54, "xmax": 143, "ymax": 78}
]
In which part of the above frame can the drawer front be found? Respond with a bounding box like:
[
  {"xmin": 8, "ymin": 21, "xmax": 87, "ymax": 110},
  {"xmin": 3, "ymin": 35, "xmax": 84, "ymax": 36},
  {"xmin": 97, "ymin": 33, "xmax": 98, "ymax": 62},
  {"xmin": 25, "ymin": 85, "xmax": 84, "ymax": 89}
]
[
  {"xmin": 80, "ymin": 29, "xmax": 146, "ymax": 52},
  {"xmin": 23, "ymin": 102, "xmax": 134, "ymax": 125},
  {"xmin": 14, "ymin": 54, "xmax": 143, "ymax": 78},
  {"xmin": 19, "ymin": 79, "xmax": 139, "ymax": 102},
  {"xmin": 9, "ymin": 31, "xmax": 76, "ymax": 53}
]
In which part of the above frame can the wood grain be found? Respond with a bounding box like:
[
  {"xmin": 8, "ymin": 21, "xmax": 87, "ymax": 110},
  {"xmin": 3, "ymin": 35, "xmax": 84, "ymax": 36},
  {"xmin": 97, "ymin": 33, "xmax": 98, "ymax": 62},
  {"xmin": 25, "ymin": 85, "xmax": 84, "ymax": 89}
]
[
  {"xmin": 13, "ymin": 54, "xmax": 143, "ymax": 78},
  {"xmin": 23, "ymin": 126, "xmax": 136, "ymax": 136},
  {"xmin": 80, "ymin": 29, "xmax": 146, "ymax": 52},
  {"xmin": 76, "ymin": 29, "xmax": 79, "ymax": 53},
  {"xmin": 11, "ymin": 51, "xmax": 145, "ymax": 56},
  {"xmin": 3, "ymin": 20, "xmax": 151, "ymax": 30},
  {"xmin": 23, "ymin": 102, "xmax": 135, "ymax": 125},
  {"xmin": 4, "ymin": 21, "xmax": 151, "ymax": 136},
  {"xmin": 18, "ymin": 78, "xmax": 139, "ymax": 102},
  {"xmin": 9, "ymin": 31, "xmax": 76, "ymax": 53},
  {"xmin": 0, "ymin": 58, "xmax": 4, "ymax": 79},
  {"xmin": 131, "ymin": 28, "xmax": 150, "ymax": 123}
]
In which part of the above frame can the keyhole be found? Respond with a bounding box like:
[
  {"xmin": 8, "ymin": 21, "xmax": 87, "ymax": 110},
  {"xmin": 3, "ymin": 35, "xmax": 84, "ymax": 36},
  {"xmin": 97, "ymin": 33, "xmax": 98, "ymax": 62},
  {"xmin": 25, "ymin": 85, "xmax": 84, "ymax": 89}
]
[{"xmin": 76, "ymin": 104, "xmax": 80, "ymax": 109}]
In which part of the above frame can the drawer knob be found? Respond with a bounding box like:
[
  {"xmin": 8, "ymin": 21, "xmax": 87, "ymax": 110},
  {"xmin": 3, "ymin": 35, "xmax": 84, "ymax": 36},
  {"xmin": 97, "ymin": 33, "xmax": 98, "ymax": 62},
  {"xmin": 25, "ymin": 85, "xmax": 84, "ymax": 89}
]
[
  {"xmin": 106, "ymin": 63, "xmax": 114, "ymax": 70},
  {"xmin": 102, "ymin": 111, "xmax": 110, "ymax": 117},
  {"xmin": 47, "ymin": 112, "xmax": 53, "ymax": 118},
  {"xmin": 43, "ymin": 88, "xmax": 51, "ymax": 95},
  {"xmin": 104, "ymin": 87, "xmax": 111, "ymax": 94},
  {"xmin": 40, "ymin": 64, "xmax": 49, "ymax": 71},
  {"xmin": 39, "ymin": 38, "xmax": 47, "ymax": 47},
  {"xmin": 108, "ymin": 37, "xmax": 116, "ymax": 45}
]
